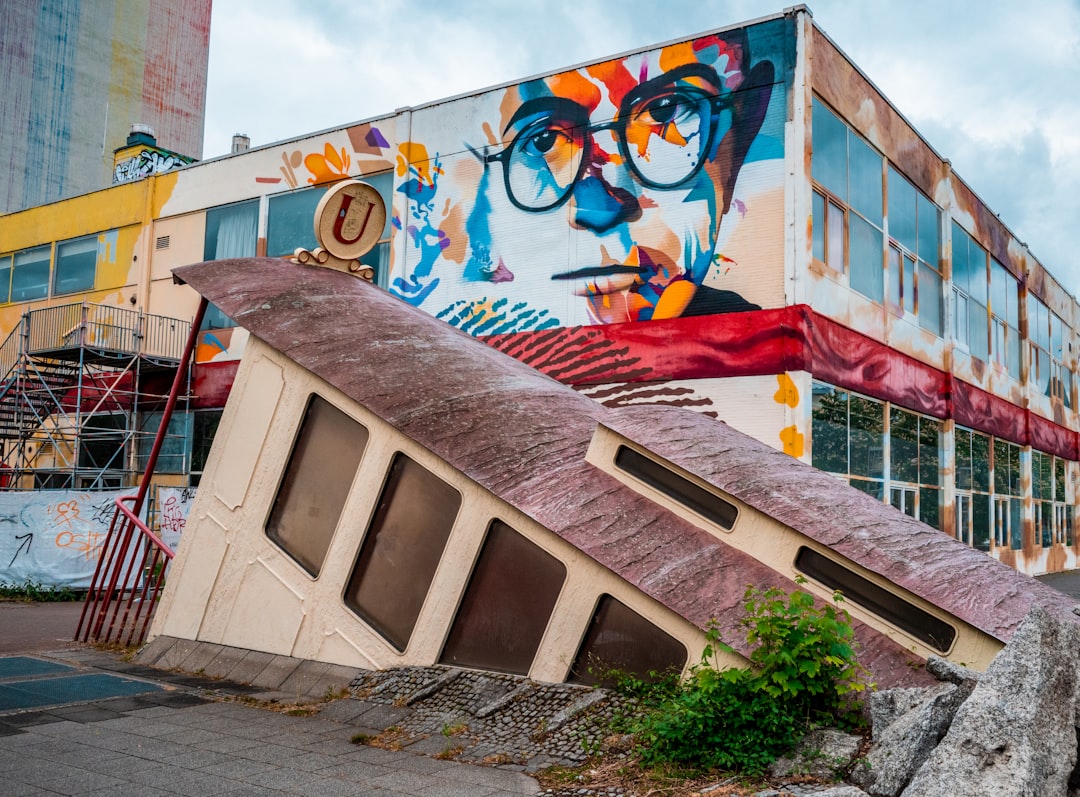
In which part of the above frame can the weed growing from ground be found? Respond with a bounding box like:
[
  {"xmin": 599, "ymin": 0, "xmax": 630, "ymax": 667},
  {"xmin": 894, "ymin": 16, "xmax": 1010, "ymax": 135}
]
[
  {"xmin": 625, "ymin": 580, "xmax": 869, "ymax": 777},
  {"xmin": 0, "ymin": 578, "xmax": 80, "ymax": 602}
]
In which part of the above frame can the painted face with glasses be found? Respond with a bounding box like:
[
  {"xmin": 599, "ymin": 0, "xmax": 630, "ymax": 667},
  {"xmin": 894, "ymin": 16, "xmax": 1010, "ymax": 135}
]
[{"xmin": 466, "ymin": 34, "xmax": 774, "ymax": 326}]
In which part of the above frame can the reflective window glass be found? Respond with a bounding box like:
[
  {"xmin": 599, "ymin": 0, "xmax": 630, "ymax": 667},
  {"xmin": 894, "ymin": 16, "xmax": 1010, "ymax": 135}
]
[
  {"xmin": 344, "ymin": 453, "xmax": 461, "ymax": 651},
  {"xmin": 12, "ymin": 245, "xmax": 51, "ymax": 301},
  {"xmin": 53, "ymin": 235, "xmax": 98, "ymax": 295},
  {"xmin": 887, "ymin": 168, "xmax": 917, "ymax": 252},
  {"xmin": 849, "ymin": 214, "xmax": 884, "ymax": 302},
  {"xmin": 0, "ymin": 255, "xmax": 11, "ymax": 303},
  {"xmin": 266, "ymin": 396, "xmax": 367, "ymax": 577},
  {"xmin": 811, "ymin": 101, "xmax": 848, "ymax": 198},
  {"xmin": 440, "ymin": 521, "xmax": 565, "ymax": 675},
  {"xmin": 569, "ymin": 595, "xmax": 687, "ymax": 687},
  {"xmin": 267, "ymin": 187, "xmax": 321, "ymax": 257},
  {"xmin": 848, "ymin": 136, "xmax": 883, "ymax": 225}
]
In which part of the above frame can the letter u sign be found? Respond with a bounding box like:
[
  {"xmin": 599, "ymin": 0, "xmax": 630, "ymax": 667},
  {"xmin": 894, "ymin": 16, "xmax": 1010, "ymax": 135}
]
[{"xmin": 314, "ymin": 180, "xmax": 387, "ymax": 260}]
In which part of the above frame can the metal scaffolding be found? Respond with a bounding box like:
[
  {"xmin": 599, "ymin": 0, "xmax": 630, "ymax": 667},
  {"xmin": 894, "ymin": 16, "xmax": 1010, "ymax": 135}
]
[{"xmin": 0, "ymin": 302, "xmax": 192, "ymax": 489}]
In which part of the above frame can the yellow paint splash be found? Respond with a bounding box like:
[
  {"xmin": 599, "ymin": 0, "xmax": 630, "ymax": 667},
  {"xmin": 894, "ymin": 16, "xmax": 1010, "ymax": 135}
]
[
  {"xmin": 773, "ymin": 373, "xmax": 799, "ymax": 407},
  {"xmin": 779, "ymin": 425, "xmax": 805, "ymax": 458}
]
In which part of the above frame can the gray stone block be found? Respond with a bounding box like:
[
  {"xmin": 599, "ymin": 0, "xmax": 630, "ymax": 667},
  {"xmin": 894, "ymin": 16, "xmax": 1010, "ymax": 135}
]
[
  {"xmin": 202, "ymin": 645, "xmax": 250, "ymax": 680},
  {"xmin": 152, "ymin": 637, "xmax": 201, "ymax": 671},
  {"xmin": 223, "ymin": 649, "xmax": 276, "ymax": 685},
  {"xmin": 177, "ymin": 641, "xmax": 224, "ymax": 674},
  {"xmin": 133, "ymin": 634, "xmax": 177, "ymax": 666},
  {"xmin": 279, "ymin": 660, "xmax": 333, "ymax": 699},
  {"xmin": 250, "ymin": 655, "xmax": 302, "ymax": 689}
]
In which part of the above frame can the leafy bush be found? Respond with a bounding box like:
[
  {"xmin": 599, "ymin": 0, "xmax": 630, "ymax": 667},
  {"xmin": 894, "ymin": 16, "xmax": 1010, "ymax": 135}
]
[
  {"xmin": 627, "ymin": 581, "xmax": 868, "ymax": 776},
  {"xmin": 0, "ymin": 578, "xmax": 80, "ymax": 602}
]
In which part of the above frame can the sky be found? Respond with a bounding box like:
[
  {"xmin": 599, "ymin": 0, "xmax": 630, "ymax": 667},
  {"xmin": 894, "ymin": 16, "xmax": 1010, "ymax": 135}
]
[{"xmin": 204, "ymin": 0, "xmax": 1080, "ymax": 295}]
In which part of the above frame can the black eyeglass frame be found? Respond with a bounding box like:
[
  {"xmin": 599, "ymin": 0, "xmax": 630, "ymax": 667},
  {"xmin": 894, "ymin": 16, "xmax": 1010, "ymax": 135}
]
[{"xmin": 481, "ymin": 63, "xmax": 735, "ymax": 213}]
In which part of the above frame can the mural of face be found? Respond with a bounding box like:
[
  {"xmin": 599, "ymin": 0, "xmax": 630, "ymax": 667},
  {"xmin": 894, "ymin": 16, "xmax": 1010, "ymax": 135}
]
[{"xmin": 394, "ymin": 30, "xmax": 776, "ymax": 331}]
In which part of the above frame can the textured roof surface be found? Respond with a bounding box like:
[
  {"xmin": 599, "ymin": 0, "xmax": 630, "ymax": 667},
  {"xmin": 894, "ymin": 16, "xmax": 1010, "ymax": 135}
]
[{"xmin": 175, "ymin": 258, "xmax": 1079, "ymax": 684}]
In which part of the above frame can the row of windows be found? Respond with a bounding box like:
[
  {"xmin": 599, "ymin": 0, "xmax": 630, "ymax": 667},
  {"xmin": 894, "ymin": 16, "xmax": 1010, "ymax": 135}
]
[
  {"xmin": 812, "ymin": 100, "xmax": 1073, "ymax": 404},
  {"xmin": 266, "ymin": 395, "xmax": 687, "ymax": 684},
  {"xmin": 0, "ymin": 234, "xmax": 102, "ymax": 303},
  {"xmin": 811, "ymin": 381, "xmax": 1074, "ymax": 552}
]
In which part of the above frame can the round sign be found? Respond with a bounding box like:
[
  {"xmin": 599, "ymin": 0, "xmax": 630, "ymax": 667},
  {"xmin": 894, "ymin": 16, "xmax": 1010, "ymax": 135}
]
[{"xmin": 313, "ymin": 180, "xmax": 387, "ymax": 261}]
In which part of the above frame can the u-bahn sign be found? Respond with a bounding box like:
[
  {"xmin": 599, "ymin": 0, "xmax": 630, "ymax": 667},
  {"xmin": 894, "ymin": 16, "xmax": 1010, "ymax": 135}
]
[{"xmin": 292, "ymin": 180, "xmax": 386, "ymax": 280}]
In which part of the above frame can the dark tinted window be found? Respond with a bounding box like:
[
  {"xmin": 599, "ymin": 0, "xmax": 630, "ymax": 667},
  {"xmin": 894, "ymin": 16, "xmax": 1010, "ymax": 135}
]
[
  {"xmin": 440, "ymin": 520, "xmax": 565, "ymax": 675},
  {"xmin": 569, "ymin": 595, "xmax": 687, "ymax": 687},
  {"xmin": 615, "ymin": 445, "xmax": 737, "ymax": 530},
  {"xmin": 266, "ymin": 396, "xmax": 367, "ymax": 577},
  {"xmin": 344, "ymin": 453, "xmax": 461, "ymax": 651},
  {"xmin": 794, "ymin": 546, "xmax": 956, "ymax": 653}
]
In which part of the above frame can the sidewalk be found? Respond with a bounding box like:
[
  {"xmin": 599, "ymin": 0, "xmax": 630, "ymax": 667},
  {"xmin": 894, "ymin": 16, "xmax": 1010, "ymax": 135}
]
[{"xmin": 0, "ymin": 603, "xmax": 538, "ymax": 797}]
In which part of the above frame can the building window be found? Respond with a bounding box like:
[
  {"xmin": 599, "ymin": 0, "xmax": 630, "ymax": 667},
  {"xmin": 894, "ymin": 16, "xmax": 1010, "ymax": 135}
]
[
  {"xmin": 135, "ymin": 411, "xmax": 190, "ymax": 474},
  {"xmin": 202, "ymin": 199, "xmax": 258, "ymax": 330},
  {"xmin": 811, "ymin": 100, "xmax": 884, "ymax": 302},
  {"xmin": 53, "ymin": 234, "xmax": 98, "ymax": 295},
  {"xmin": 267, "ymin": 172, "xmax": 394, "ymax": 286},
  {"xmin": 810, "ymin": 383, "xmax": 884, "ymax": 499},
  {"xmin": 993, "ymin": 439, "xmax": 1022, "ymax": 550},
  {"xmin": 189, "ymin": 409, "xmax": 222, "ymax": 486},
  {"xmin": 954, "ymin": 427, "xmax": 992, "ymax": 551},
  {"xmin": 1029, "ymin": 296, "xmax": 1073, "ymax": 407},
  {"xmin": 568, "ymin": 595, "xmax": 687, "ymax": 687},
  {"xmin": 78, "ymin": 413, "xmax": 129, "ymax": 478},
  {"xmin": 11, "ymin": 245, "xmax": 51, "ymax": 302},
  {"xmin": 990, "ymin": 259, "xmax": 1021, "ymax": 381},
  {"xmin": 951, "ymin": 224, "xmax": 989, "ymax": 361},
  {"xmin": 1032, "ymin": 451, "xmax": 1073, "ymax": 548},
  {"xmin": 0, "ymin": 254, "xmax": 10, "ymax": 303},
  {"xmin": 886, "ymin": 168, "xmax": 942, "ymax": 335},
  {"xmin": 343, "ymin": 453, "xmax": 461, "ymax": 651},
  {"xmin": 265, "ymin": 396, "xmax": 368, "ymax": 578},
  {"xmin": 440, "ymin": 520, "xmax": 566, "ymax": 675},
  {"xmin": 888, "ymin": 407, "xmax": 943, "ymax": 530}
]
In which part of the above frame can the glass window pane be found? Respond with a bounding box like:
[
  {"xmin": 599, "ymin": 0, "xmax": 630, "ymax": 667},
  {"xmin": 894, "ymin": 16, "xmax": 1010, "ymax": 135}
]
[
  {"xmin": 968, "ymin": 302, "xmax": 989, "ymax": 361},
  {"xmin": 848, "ymin": 136, "xmax": 883, "ymax": 225},
  {"xmin": 919, "ymin": 486, "xmax": 941, "ymax": 530},
  {"xmin": 903, "ymin": 255, "xmax": 916, "ymax": 315},
  {"xmin": 1008, "ymin": 332, "xmax": 1021, "ymax": 381},
  {"xmin": 951, "ymin": 223, "xmax": 970, "ymax": 294},
  {"xmin": 887, "ymin": 167, "xmax": 917, "ymax": 252},
  {"xmin": 1009, "ymin": 497, "xmax": 1022, "ymax": 549},
  {"xmin": 267, "ymin": 187, "xmax": 321, "ymax": 257},
  {"xmin": 344, "ymin": 453, "xmax": 461, "ymax": 650},
  {"xmin": 956, "ymin": 429, "xmax": 972, "ymax": 490},
  {"xmin": 972, "ymin": 432, "xmax": 991, "ymax": 492},
  {"xmin": 918, "ymin": 263, "xmax": 942, "ymax": 336},
  {"xmin": 811, "ymin": 384, "xmax": 848, "ymax": 474},
  {"xmin": 919, "ymin": 416, "xmax": 942, "ymax": 487},
  {"xmin": 990, "ymin": 259, "xmax": 1008, "ymax": 322},
  {"xmin": 887, "ymin": 247, "xmax": 902, "ymax": 309},
  {"xmin": 569, "ymin": 595, "xmax": 687, "ymax": 687},
  {"xmin": 12, "ymin": 245, "xmax": 51, "ymax": 301},
  {"xmin": 136, "ymin": 410, "xmax": 190, "ymax": 473},
  {"xmin": 849, "ymin": 214, "xmax": 884, "ymax": 302},
  {"xmin": 1052, "ymin": 313, "xmax": 1064, "ymax": 360},
  {"xmin": 191, "ymin": 409, "xmax": 222, "ymax": 474},
  {"xmin": 972, "ymin": 493, "xmax": 991, "ymax": 551},
  {"xmin": 0, "ymin": 255, "xmax": 11, "ymax": 303},
  {"xmin": 849, "ymin": 395, "xmax": 884, "ymax": 479},
  {"xmin": 204, "ymin": 200, "xmax": 258, "ymax": 260},
  {"xmin": 890, "ymin": 407, "xmax": 918, "ymax": 483},
  {"xmin": 1057, "ymin": 456, "xmax": 1067, "ymax": 503},
  {"xmin": 266, "ymin": 396, "xmax": 368, "ymax": 577},
  {"xmin": 812, "ymin": 191, "xmax": 826, "ymax": 262},
  {"xmin": 440, "ymin": 520, "xmax": 566, "ymax": 675},
  {"xmin": 812, "ymin": 100, "xmax": 847, "ymax": 198},
  {"xmin": 827, "ymin": 202, "xmax": 844, "ymax": 272},
  {"xmin": 363, "ymin": 171, "xmax": 394, "ymax": 240},
  {"xmin": 917, "ymin": 193, "xmax": 940, "ymax": 266},
  {"xmin": 53, "ymin": 236, "xmax": 98, "ymax": 295}
]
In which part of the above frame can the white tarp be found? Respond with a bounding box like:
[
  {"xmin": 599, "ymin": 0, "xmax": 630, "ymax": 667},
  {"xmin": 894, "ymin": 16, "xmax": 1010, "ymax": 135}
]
[{"xmin": 0, "ymin": 489, "xmax": 137, "ymax": 589}]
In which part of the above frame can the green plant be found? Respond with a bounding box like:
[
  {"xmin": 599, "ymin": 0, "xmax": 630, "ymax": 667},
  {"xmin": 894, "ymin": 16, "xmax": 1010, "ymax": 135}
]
[
  {"xmin": 626, "ymin": 581, "xmax": 869, "ymax": 776},
  {"xmin": 0, "ymin": 578, "xmax": 79, "ymax": 602}
]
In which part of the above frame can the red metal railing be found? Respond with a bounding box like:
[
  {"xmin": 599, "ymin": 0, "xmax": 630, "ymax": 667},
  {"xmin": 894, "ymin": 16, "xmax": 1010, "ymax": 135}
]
[
  {"xmin": 75, "ymin": 297, "xmax": 208, "ymax": 647},
  {"xmin": 74, "ymin": 496, "xmax": 175, "ymax": 646}
]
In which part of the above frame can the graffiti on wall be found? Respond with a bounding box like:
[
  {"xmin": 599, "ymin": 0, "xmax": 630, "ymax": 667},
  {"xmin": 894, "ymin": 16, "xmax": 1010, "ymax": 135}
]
[
  {"xmin": 389, "ymin": 21, "xmax": 787, "ymax": 334},
  {"xmin": 113, "ymin": 148, "xmax": 195, "ymax": 184},
  {"xmin": 0, "ymin": 489, "xmax": 136, "ymax": 588},
  {"xmin": 156, "ymin": 486, "xmax": 195, "ymax": 551}
]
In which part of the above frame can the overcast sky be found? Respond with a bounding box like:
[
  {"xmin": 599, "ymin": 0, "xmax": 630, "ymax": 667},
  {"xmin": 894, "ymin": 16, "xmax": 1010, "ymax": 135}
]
[{"xmin": 204, "ymin": 0, "xmax": 1080, "ymax": 295}]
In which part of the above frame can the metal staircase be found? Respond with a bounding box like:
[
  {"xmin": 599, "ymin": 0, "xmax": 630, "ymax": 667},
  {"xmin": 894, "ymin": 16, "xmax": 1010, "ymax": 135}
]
[{"xmin": 0, "ymin": 302, "xmax": 192, "ymax": 489}]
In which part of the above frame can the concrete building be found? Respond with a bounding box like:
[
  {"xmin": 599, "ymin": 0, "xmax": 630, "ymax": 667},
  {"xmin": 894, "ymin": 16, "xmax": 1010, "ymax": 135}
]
[
  {"xmin": 0, "ymin": 6, "xmax": 1077, "ymax": 577},
  {"xmin": 0, "ymin": 0, "xmax": 211, "ymax": 213}
]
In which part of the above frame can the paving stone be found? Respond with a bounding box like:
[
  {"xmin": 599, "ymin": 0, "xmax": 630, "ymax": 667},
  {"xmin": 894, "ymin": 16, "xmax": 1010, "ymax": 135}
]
[
  {"xmin": 250, "ymin": 655, "xmax": 302, "ymax": 690},
  {"xmin": 201, "ymin": 644, "xmax": 250, "ymax": 681},
  {"xmin": 175, "ymin": 641, "xmax": 224, "ymax": 675},
  {"xmin": 279, "ymin": 660, "xmax": 334, "ymax": 698},
  {"xmin": 221, "ymin": 648, "xmax": 275, "ymax": 685},
  {"xmin": 131, "ymin": 635, "xmax": 176, "ymax": 667},
  {"xmin": 152, "ymin": 637, "xmax": 200, "ymax": 671}
]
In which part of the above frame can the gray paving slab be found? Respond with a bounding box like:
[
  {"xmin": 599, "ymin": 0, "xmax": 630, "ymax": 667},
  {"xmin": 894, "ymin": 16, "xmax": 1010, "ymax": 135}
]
[
  {"xmin": 250, "ymin": 654, "xmax": 302, "ymax": 689},
  {"xmin": 200, "ymin": 644, "xmax": 249, "ymax": 680},
  {"xmin": 133, "ymin": 634, "xmax": 177, "ymax": 667},
  {"xmin": 219, "ymin": 648, "xmax": 275, "ymax": 684},
  {"xmin": 152, "ymin": 636, "xmax": 200, "ymax": 670},
  {"xmin": 175, "ymin": 641, "xmax": 225, "ymax": 674}
]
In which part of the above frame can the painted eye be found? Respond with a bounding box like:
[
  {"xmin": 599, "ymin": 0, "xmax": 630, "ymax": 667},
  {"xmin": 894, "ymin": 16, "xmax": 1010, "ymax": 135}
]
[{"xmin": 643, "ymin": 95, "xmax": 680, "ymax": 125}]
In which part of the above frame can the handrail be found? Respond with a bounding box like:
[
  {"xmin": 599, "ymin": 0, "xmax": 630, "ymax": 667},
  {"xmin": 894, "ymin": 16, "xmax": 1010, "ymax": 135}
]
[
  {"xmin": 75, "ymin": 496, "xmax": 175, "ymax": 647},
  {"xmin": 75, "ymin": 297, "xmax": 207, "ymax": 647}
]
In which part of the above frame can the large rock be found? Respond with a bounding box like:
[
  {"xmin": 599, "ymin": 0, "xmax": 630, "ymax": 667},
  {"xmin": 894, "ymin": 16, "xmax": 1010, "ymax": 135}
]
[
  {"xmin": 851, "ymin": 681, "xmax": 972, "ymax": 796},
  {"xmin": 767, "ymin": 727, "xmax": 863, "ymax": 780},
  {"xmin": 901, "ymin": 606, "xmax": 1080, "ymax": 797}
]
